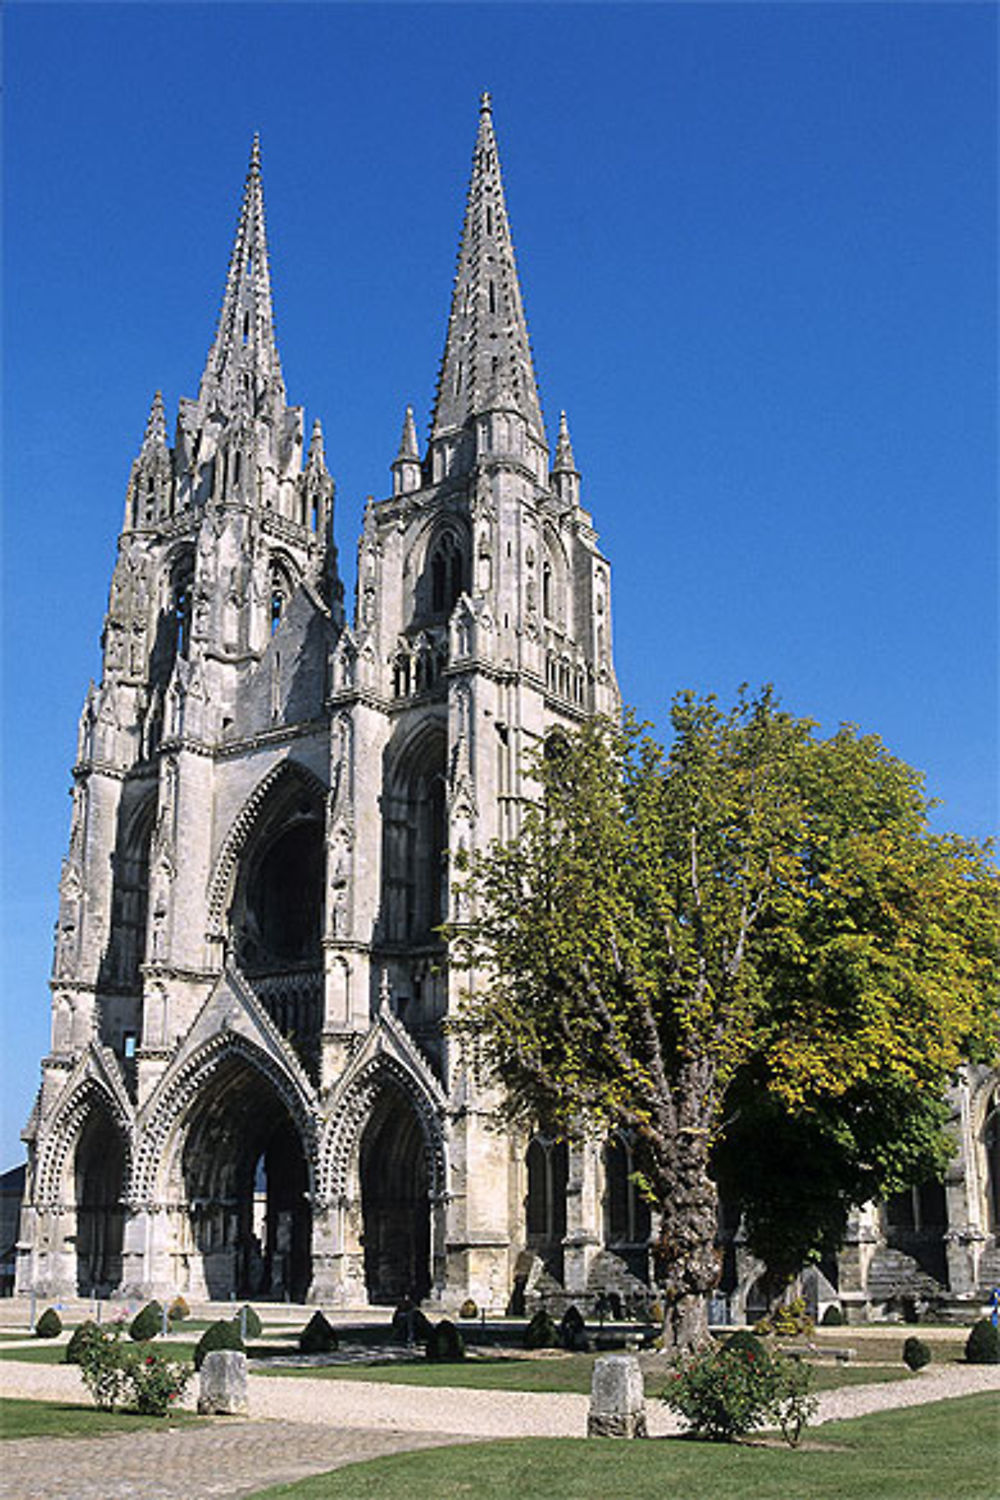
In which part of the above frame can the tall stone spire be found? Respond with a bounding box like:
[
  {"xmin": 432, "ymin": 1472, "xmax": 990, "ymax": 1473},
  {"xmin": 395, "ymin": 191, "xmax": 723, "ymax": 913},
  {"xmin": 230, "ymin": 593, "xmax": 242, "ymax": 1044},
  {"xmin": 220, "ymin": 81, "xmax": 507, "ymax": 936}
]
[
  {"xmin": 197, "ymin": 134, "xmax": 286, "ymax": 417},
  {"xmin": 430, "ymin": 93, "xmax": 545, "ymax": 456}
]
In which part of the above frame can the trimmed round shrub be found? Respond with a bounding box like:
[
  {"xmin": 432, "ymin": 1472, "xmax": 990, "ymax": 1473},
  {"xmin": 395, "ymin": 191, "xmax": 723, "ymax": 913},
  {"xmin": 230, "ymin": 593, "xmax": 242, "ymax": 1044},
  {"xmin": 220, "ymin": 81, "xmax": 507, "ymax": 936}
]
[
  {"xmin": 820, "ymin": 1304, "xmax": 845, "ymax": 1327},
  {"xmin": 65, "ymin": 1320, "xmax": 102, "ymax": 1364},
  {"xmin": 559, "ymin": 1304, "xmax": 589, "ymax": 1352},
  {"xmin": 523, "ymin": 1308, "xmax": 559, "ymax": 1350},
  {"xmin": 965, "ymin": 1318, "xmax": 1000, "ymax": 1365},
  {"xmin": 129, "ymin": 1301, "xmax": 163, "ymax": 1342},
  {"xmin": 902, "ymin": 1336, "xmax": 931, "ymax": 1371},
  {"xmin": 458, "ymin": 1298, "xmax": 479, "ymax": 1320},
  {"xmin": 723, "ymin": 1328, "xmax": 769, "ymax": 1361},
  {"xmin": 168, "ymin": 1296, "xmax": 190, "ymax": 1324},
  {"xmin": 35, "ymin": 1307, "xmax": 62, "ymax": 1339},
  {"xmin": 426, "ymin": 1319, "xmax": 465, "ymax": 1362},
  {"xmin": 392, "ymin": 1304, "xmax": 433, "ymax": 1343},
  {"xmin": 194, "ymin": 1317, "xmax": 245, "ymax": 1371},
  {"xmin": 298, "ymin": 1310, "xmax": 338, "ymax": 1354},
  {"xmin": 238, "ymin": 1304, "xmax": 262, "ymax": 1340}
]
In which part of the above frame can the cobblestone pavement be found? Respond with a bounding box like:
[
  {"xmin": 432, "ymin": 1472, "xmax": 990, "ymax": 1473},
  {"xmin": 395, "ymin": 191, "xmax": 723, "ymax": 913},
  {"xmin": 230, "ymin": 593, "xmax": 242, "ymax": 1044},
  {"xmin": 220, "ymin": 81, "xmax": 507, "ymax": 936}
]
[
  {"xmin": 2, "ymin": 1354, "xmax": 998, "ymax": 1499},
  {"xmin": 0, "ymin": 1418, "xmax": 469, "ymax": 1500}
]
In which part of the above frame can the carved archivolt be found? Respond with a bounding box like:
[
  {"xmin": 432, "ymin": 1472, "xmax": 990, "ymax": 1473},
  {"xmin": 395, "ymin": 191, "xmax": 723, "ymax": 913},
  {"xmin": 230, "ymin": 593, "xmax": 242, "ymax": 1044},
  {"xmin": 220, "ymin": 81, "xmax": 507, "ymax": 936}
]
[
  {"xmin": 132, "ymin": 1030, "xmax": 318, "ymax": 1202},
  {"xmin": 319, "ymin": 1054, "xmax": 447, "ymax": 1206},
  {"xmin": 34, "ymin": 1076, "xmax": 133, "ymax": 1208},
  {"xmin": 205, "ymin": 758, "xmax": 328, "ymax": 938}
]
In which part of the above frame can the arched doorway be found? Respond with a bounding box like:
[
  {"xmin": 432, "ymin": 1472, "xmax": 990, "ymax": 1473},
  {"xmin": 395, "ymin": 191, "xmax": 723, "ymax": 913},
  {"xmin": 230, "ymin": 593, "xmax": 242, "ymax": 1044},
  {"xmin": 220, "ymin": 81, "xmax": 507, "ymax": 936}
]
[
  {"xmin": 75, "ymin": 1102, "xmax": 126, "ymax": 1295},
  {"xmin": 359, "ymin": 1085, "xmax": 431, "ymax": 1304},
  {"xmin": 180, "ymin": 1054, "xmax": 312, "ymax": 1302}
]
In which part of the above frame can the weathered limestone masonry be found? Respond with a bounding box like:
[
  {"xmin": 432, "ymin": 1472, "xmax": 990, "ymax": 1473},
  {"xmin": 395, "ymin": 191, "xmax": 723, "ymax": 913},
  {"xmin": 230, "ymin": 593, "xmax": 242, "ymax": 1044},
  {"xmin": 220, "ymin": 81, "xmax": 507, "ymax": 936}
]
[
  {"xmin": 14, "ymin": 101, "xmax": 999, "ymax": 1318},
  {"xmin": 15, "ymin": 100, "xmax": 623, "ymax": 1311}
]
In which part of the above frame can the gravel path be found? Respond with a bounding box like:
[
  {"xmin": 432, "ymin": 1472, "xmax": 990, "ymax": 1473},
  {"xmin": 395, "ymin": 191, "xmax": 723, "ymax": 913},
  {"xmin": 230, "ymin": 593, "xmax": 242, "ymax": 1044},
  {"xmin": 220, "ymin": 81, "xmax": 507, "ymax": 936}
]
[{"xmin": 1, "ymin": 1356, "xmax": 998, "ymax": 1499}]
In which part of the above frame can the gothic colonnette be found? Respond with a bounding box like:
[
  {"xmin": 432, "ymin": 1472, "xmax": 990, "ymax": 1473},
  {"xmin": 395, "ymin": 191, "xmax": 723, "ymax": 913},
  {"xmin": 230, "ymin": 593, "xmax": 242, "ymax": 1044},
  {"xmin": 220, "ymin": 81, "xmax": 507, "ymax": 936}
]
[{"xmin": 14, "ymin": 99, "xmax": 999, "ymax": 1318}]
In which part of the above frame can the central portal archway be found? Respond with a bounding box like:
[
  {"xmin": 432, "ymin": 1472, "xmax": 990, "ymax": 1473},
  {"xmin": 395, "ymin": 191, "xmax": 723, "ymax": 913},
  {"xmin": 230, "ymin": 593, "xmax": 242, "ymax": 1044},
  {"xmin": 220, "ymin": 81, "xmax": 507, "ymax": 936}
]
[
  {"xmin": 180, "ymin": 1055, "xmax": 312, "ymax": 1302},
  {"xmin": 359, "ymin": 1085, "xmax": 431, "ymax": 1304}
]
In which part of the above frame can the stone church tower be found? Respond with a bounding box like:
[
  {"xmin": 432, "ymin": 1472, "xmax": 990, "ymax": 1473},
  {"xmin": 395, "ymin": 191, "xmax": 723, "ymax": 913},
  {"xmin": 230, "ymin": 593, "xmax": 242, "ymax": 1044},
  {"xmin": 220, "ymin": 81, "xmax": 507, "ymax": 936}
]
[{"xmin": 16, "ymin": 98, "xmax": 626, "ymax": 1309}]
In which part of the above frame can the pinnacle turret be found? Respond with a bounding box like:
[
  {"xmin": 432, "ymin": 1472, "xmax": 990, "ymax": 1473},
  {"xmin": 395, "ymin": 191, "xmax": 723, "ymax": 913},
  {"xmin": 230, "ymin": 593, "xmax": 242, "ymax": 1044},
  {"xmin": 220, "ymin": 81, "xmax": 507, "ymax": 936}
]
[
  {"xmin": 430, "ymin": 94, "xmax": 545, "ymax": 466},
  {"xmin": 197, "ymin": 133, "xmax": 286, "ymax": 418},
  {"xmin": 551, "ymin": 410, "xmax": 580, "ymax": 507},
  {"xmin": 142, "ymin": 391, "xmax": 169, "ymax": 453},
  {"xmin": 392, "ymin": 405, "xmax": 422, "ymax": 496},
  {"xmin": 306, "ymin": 417, "xmax": 326, "ymax": 469}
]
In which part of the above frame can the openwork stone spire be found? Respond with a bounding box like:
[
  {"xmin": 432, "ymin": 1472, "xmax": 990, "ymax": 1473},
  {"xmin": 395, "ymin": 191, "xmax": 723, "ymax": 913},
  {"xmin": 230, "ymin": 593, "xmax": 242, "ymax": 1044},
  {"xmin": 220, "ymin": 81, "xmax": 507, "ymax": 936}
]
[
  {"xmin": 141, "ymin": 390, "xmax": 169, "ymax": 453},
  {"xmin": 430, "ymin": 93, "xmax": 545, "ymax": 449},
  {"xmin": 197, "ymin": 134, "xmax": 286, "ymax": 418}
]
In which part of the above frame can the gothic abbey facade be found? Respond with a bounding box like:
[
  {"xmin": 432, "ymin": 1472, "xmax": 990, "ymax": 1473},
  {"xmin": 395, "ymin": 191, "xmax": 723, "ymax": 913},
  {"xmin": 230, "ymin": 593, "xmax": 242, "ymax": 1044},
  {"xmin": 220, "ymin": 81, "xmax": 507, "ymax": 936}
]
[{"xmin": 15, "ymin": 100, "xmax": 999, "ymax": 1317}]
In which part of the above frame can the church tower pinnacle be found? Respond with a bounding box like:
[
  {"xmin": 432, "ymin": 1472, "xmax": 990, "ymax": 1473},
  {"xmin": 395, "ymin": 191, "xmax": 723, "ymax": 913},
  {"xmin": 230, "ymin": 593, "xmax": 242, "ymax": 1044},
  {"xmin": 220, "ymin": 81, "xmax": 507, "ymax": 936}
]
[
  {"xmin": 196, "ymin": 133, "xmax": 286, "ymax": 419},
  {"xmin": 429, "ymin": 91, "xmax": 546, "ymax": 481}
]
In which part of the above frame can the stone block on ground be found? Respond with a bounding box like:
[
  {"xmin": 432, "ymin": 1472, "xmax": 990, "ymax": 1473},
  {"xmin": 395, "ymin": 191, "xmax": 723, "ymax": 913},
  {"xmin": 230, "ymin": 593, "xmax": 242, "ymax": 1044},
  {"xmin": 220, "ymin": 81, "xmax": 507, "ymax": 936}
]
[
  {"xmin": 198, "ymin": 1349, "xmax": 249, "ymax": 1415},
  {"xmin": 587, "ymin": 1353, "xmax": 647, "ymax": 1438}
]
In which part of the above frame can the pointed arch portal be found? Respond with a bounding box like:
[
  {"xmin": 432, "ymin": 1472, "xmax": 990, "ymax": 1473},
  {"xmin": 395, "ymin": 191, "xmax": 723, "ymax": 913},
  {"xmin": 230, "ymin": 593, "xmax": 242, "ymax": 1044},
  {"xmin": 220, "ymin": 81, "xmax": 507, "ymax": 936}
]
[
  {"xmin": 359, "ymin": 1082, "xmax": 431, "ymax": 1304},
  {"xmin": 179, "ymin": 1054, "xmax": 312, "ymax": 1302},
  {"xmin": 75, "ymin": 1102, "xmax": 126, "ymax": 1296}
]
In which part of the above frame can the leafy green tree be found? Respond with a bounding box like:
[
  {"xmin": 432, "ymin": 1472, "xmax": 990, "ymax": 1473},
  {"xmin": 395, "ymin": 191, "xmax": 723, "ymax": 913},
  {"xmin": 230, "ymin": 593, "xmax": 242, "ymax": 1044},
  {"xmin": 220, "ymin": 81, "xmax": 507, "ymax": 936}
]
[{"xmin": 452, "ymin": 689, "xmax": 998, "ymax": 1350}]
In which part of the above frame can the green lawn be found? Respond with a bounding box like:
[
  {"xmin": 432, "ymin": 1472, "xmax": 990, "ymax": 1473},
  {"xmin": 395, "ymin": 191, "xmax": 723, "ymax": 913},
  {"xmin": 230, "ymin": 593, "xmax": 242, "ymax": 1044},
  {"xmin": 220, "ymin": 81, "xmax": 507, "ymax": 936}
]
[
  {"xmin": 248, "ymin": 1393, "xmax": 999, "ymax": 1500},
  {"xmin": 0, "ymin": 1340, "xmax": 924, "ymax": 1396},
  {"xmin": 252, "ymin": 1350, "xmax": 915, "ymax": 1395},
  {"xmin": 0, "ymin": 1339, "xmax": 203, "ymax": 1366},
  {"xmin": 0, "ymin": 1397, "xmax": 199, "ymax": 1440}
]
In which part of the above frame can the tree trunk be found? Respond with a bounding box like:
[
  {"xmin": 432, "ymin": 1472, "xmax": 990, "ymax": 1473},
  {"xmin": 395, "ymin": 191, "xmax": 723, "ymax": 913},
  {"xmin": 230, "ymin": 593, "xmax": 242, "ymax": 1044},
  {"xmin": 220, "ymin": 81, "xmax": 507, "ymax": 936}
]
[{"xmin": 651, "ymin": 1061, "xmax": 722, "ymax": 1354}]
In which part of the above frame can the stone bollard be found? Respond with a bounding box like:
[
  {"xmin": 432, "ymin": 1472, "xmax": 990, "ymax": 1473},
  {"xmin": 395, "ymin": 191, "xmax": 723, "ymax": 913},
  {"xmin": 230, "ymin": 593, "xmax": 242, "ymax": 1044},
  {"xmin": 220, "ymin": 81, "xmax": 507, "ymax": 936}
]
[
  {"xmin": 198, "ymin": 1349, "xmax": 249, "ymax": 1415},
  {"xmin": 587, "ymin": 1353, "xmax": 647, "ymax": 1438}
]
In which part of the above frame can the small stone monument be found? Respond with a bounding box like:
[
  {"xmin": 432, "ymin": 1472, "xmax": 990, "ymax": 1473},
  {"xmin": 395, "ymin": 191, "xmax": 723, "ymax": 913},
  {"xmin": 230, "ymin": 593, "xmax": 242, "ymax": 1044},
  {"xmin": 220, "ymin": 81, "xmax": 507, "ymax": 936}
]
[
  {"xmin": 587, "ymin": 1353, "xmax": 647, "ymax": 1438},
  {"xmin": 198, "ymin": 1349, "xmax": 249, "ymax": 1415}
]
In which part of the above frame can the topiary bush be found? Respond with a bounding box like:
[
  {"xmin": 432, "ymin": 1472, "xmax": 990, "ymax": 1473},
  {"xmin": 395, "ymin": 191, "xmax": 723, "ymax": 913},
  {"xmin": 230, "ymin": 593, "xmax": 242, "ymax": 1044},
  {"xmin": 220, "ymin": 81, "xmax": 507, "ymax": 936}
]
[
  {"xmin": 298, "ymin": 1311, "xmax": 338, "ymax": 1355},
  {"xmin": 902, "ymin": 1336, "xmax": 931, "ymax": 1371},
  {"xmin": 168, "ymin": 1296, "xmax": 190, "ymax": 1324},
  {"xmin": 35, "ymin": 1307, "xmax": 62, "ymax": 1339},
  {"xmin": 426, "ymin": 1319, "xmax": 465, "ymax": 1362},
  {"xmin": 559, "ymin": 1304, "xmax": 589, "ymax": 1352},
  {"xmin": 523, "ymin": 1308, "xmax": 559, "ymax": 1349},
  {"xmin": 129, "ymin": 1301, "xmax": 163, "ymax": 1342},
  {"xmin": 965, "ymin": 1318, "xmax": 1000, "ymax": 1365},
  {"xmin": 238, "ymin": 1304, "xmax": 262, "ymax": 1339},
  {"xmin": 194, "ymin": 1318, "xmax": 245, "ymax": 1371},
  {"xmin": 65, "ymin": 1320, "xmax": 102, "ymax": 1364},
  {"xmin": 820, "ymin": 1304, "xmax": 845, "ymax": 1327},
  {"xmin": 458, "ymin": 1298, "xmax": 479, "ymax": 1320}
]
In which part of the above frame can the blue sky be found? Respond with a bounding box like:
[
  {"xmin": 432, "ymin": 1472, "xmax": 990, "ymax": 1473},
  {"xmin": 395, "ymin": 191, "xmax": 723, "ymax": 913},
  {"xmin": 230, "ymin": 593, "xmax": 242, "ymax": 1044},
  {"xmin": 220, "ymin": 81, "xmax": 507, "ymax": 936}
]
[{"xmin": 2, "ymin": 2, "xmax": 996, "ymax": 1167}]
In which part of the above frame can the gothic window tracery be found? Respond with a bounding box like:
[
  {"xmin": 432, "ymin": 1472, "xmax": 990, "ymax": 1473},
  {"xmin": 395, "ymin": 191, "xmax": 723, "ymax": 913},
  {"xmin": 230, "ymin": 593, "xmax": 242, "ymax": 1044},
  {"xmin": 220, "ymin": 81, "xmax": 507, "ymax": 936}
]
[
  {"xmin": 984, "ymin": 1090, "xmax": 1000, "ymax": 1231},
  {"xmin": 525, "ymin": 1135, "xmax": 568, "ymax": 1279},
  {"xmin": 429, "ymin": 531, "xmax": 465, "ymax": 616}
]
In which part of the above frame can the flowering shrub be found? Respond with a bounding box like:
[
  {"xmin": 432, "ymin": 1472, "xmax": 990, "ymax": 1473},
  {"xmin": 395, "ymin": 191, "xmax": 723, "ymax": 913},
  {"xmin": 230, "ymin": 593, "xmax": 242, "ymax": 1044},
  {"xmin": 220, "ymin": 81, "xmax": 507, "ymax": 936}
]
[
  {"xmin": 663, "ymin": 1339, "xmax": 817, "ymax": 1445},
  {"xmin": 754, "ymin": 1297, "xmax": 814, "ymax": 1338},
  {"xmin": 126, "ymin": 1350, "xmax": 190, "ymax": 1416},
  {"xmin": 77, "ymin": 1321, "xmax": 131, "ymax": 1411},
  {"xmin": 76, "ymin": 1321, "xmax": 189, "ymax": 1416}
]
